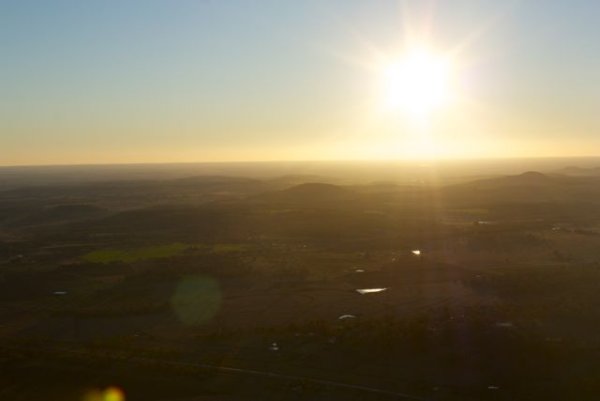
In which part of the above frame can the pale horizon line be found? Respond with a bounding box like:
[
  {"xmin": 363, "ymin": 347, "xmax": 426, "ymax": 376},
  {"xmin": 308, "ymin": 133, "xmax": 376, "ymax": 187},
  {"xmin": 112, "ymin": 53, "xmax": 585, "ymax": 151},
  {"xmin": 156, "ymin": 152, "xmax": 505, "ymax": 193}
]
[{"xmin": 2, "ymin": 154, "xmax": 600, "ymax": 169}]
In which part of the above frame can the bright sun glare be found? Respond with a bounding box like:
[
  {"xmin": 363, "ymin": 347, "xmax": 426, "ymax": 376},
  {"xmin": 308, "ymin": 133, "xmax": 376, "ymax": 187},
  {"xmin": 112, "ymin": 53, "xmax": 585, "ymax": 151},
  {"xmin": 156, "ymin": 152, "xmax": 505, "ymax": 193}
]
[{"xmin": 383, "ymin": 47, "xmax": 453, "ymax": 119}]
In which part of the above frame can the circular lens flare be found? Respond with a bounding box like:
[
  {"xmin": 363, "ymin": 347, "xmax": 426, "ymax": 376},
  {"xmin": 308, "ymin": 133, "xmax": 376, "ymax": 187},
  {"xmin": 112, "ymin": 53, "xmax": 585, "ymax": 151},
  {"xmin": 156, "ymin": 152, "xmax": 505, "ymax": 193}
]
[
  {"xmin": 104, "ymin": 387, "xmax": 125, "ymax": 401},
  {"xmin": 83, "ymin": 386, "xmax": 125, "ymax": 401},
  {"xmin": 171, "ymin": 275, "xmax": 221, "ymax": 326}
]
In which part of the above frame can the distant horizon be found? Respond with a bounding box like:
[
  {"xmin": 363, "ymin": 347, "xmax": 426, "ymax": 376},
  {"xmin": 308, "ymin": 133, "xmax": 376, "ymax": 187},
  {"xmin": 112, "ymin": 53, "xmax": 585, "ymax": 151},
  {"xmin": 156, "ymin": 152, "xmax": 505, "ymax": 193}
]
[{"xmin": 3, "ymin": 154, "xmax": 600, "ymax": 169}]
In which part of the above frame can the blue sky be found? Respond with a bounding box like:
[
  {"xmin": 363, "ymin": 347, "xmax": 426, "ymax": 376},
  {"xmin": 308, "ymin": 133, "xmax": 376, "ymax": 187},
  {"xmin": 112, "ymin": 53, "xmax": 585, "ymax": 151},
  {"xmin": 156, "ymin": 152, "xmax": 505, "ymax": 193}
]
[{"xmin": 2, "ymin": 0, "xmax": 600, "ymax": 165}]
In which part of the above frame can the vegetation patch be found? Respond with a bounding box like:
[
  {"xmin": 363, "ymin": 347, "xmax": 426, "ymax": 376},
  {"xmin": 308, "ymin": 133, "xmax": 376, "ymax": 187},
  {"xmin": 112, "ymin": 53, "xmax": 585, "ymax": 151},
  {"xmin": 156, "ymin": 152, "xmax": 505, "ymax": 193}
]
[
  {"xmin": 83, "ymin": 243, "xmax": 251, "ymax": 263},
  {"xmin": 212, "ymin": 243, "xmax": 250, "ymax": 253},
  {"xmin": 83, "ymin": 243, "xmax": 190, "ymax": 263}
]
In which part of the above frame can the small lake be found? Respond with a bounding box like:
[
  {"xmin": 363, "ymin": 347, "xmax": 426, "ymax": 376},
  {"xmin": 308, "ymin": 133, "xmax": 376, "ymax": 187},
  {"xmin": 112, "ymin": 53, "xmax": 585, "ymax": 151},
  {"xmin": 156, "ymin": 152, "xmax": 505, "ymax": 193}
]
[{"xmin": 356, "ymin": 288, "xmax": 387, "ymax": 294}]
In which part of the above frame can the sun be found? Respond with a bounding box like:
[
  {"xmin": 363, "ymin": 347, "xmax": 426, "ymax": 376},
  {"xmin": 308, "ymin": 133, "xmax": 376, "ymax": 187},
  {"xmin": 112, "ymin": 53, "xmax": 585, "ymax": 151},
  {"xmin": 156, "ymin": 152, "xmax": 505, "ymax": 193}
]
[{"xmin": 383, "ymin": 47, "xmax": 453, "ymax": 119}]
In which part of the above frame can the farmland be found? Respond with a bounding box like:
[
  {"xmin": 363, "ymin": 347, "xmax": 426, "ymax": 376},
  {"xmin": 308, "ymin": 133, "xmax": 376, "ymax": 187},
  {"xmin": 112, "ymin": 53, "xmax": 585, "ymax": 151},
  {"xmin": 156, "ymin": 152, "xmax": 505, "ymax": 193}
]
[{"xmin": 2, "ymin": 164, "xmax": 600, "ymax": 400}]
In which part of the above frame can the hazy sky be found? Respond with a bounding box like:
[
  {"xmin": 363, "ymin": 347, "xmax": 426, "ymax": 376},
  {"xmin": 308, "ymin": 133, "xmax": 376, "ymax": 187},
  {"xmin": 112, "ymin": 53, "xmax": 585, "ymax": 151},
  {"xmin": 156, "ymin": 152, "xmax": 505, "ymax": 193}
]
[{"xmin": 2, "ymin": 0, "xmax": 600, "ymax": 165}]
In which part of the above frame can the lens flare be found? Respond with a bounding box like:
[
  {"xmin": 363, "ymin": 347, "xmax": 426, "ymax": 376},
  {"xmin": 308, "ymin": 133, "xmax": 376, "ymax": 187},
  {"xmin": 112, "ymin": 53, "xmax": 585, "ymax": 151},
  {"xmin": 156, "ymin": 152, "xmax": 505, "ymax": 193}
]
[
  {"xmin": 104, "ymin": 387, "xmax": 125, "ymax": 401},
  {"xmin": 83, "ymin": 386, "xmax": 125, "ymax": 401},
  {"xmin": 171, "ymin": 275, "xmax": 221, "ymax": 326}
]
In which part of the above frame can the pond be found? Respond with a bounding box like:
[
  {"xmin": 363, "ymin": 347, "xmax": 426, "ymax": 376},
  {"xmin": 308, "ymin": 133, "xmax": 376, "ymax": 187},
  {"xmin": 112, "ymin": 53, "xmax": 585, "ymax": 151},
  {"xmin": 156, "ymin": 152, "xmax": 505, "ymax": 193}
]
[{"xmin": 356, "ymin": 288, "xmax": 387, "ymax": 294}]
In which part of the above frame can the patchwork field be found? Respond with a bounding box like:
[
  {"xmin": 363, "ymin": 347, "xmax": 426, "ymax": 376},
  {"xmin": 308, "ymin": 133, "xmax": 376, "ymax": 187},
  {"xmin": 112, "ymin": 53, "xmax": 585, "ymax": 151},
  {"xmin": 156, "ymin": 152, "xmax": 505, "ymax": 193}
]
[{"xmin": 2, "ymin": 170, "xmax": 600, "ymax": 400}]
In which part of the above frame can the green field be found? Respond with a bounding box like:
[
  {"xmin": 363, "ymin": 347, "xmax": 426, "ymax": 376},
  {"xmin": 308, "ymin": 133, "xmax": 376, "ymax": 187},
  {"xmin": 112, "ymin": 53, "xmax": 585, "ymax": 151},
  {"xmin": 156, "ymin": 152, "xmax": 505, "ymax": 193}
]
[
  {"xmin": 82, "ymin": 243, "xmax": 190, "ymax": 263},
  {"xmin": 83, "ymin": 243, "xmax": 250, "ymax": 263}
]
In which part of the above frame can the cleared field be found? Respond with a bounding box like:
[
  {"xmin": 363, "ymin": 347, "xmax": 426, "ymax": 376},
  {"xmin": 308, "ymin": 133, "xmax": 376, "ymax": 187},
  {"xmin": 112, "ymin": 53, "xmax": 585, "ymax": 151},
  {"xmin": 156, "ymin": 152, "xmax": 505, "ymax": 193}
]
[
  {"xmin": 83, "ymin": 243, "xmax": 190, "ymax": 263},
  {"xmin": 82, "ymin": 243, "xmax": 251, "ymax": 263}
]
